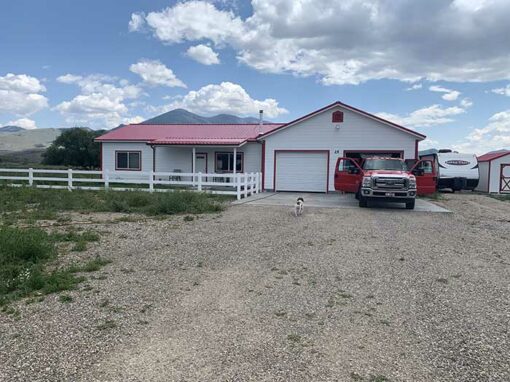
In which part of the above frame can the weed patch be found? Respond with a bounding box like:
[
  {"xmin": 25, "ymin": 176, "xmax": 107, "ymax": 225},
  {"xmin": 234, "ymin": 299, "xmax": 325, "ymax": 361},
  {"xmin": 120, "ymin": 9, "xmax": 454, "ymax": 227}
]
[
  {"xmin": 0, "ymin": 186, "xmax": 225, "ymax": 224},
  {"xmin": 96, "ymin": 320, "xmax": 117, "ymax": 330},
  {"xmin": 59, "ymin": 294, "xmax": 73, "ymax": 303},
  {"xmin": 69, "ymin": 257, "xmax": 111, "ymax": 273},
  {"xmin": 0, "ymin": 226, "xmax": 84, "ymax": 305}
]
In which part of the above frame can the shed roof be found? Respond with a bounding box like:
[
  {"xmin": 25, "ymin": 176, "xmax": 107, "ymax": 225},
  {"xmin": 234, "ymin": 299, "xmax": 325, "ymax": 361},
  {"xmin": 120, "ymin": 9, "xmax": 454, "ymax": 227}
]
[
  {"xmin": 95, "ymin": 123, "xmax": 284, "ymax": 146},
  {"xmin": 477, "ymin": 150, "xmax": 510, "ymax": 162}
]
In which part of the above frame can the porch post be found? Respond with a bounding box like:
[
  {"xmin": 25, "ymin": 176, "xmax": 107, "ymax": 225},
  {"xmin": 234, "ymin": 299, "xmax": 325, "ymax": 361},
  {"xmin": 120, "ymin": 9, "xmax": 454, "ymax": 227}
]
[
  {"xmin": 192, "ymin": 147, "xmax": 196, "ymax": 186},
  {"xmin": 233, "ymin": 147, "xmax": 237, "ymax": 186}
]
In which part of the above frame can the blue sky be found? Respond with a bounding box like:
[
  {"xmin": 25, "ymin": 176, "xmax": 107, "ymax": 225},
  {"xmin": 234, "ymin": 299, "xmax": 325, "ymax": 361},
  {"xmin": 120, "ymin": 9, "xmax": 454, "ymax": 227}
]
[{"xmin": 1, "ymin": 0, "xmax": 509, "ymax": 153}]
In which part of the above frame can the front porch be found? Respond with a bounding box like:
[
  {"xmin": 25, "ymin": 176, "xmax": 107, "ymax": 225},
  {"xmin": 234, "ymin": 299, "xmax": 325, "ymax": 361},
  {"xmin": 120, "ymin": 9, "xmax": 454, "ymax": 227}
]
[{"xmin": 151, "ymin": 143, "xmax": 263, "ymax": 196}]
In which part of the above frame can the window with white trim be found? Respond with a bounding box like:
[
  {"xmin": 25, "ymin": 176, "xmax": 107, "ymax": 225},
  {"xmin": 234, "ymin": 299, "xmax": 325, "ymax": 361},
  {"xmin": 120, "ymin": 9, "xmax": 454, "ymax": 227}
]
[
  {"xmin": 215, "ymin": 152, "xmax": 243, "ymax": 173},
  {"xmin": 116, "ymin": 151, "xmax": 141, "ymax": 170}
]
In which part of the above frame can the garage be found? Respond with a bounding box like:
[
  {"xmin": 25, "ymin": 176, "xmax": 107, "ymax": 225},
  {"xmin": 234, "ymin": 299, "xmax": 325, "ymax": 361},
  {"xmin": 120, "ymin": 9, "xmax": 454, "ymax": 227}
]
[
  {"xmin": 274, "ymin": 151, "xmax": 329, "ymax": 192},
  {"xmin": 259, "ymin": 101, "xmax": 426, "ymax": 192}
]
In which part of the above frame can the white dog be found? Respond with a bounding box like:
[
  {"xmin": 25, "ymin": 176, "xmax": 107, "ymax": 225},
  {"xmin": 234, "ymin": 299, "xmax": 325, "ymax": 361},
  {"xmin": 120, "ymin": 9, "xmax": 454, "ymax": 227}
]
[{"xmin": 294, "ymin": 197, "xmax": 304, "ymax": 217}]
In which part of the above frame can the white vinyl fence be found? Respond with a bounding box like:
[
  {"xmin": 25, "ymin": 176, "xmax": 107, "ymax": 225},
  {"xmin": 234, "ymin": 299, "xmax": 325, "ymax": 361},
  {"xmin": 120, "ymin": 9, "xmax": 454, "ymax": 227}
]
[{"xmin": 0, "ymin": 168, "xmax": 262, "ymax": 200}]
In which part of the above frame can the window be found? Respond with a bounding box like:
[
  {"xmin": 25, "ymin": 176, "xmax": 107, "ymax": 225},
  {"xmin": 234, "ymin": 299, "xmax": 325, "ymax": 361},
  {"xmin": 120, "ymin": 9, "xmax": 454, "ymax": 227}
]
[
  {"xmin": 337, "ymin": 158, "xmax": 357, "ymax": 172},
  {"xmin": 416, "ymin": 160, "xmax": 433, "ymax": 174},
  {"xmin": 215, "ymin": 152, "xmax": 243, "ymax": 173},
  {"xmin": 362, "ymin": 159, "xmax": 406, "ymax": 171},
  {"xmin": 116, "ymin": 151, "xmax": 141, "ymax": 170}
]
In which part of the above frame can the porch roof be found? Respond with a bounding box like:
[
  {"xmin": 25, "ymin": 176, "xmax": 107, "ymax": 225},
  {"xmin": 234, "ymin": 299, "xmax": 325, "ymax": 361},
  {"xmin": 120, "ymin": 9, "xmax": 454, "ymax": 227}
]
[{"xmin": 95, "ymin": 123, "xmax": 284, "ymax": 145}]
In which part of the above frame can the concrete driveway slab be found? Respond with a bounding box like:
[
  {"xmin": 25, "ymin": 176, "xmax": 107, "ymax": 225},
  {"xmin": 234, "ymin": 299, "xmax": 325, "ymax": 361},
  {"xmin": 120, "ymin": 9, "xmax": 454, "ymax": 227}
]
[{"xmin": 235, "ymin": 192, "xmax": 450, "ymax": 213}]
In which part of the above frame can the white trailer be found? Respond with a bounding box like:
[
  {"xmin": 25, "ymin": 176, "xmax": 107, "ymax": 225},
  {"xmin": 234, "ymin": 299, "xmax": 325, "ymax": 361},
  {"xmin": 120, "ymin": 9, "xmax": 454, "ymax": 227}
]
[{"xmin": 420, "ymin": 149, "xmax": 479, "ymax": 191}]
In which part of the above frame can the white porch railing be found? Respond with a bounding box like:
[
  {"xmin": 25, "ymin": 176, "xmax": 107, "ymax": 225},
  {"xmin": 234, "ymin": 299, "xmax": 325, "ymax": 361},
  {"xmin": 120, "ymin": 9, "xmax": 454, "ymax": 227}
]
[{"xmin": 0, "ymin": 168, "xmax": 262, "ymax": 200}]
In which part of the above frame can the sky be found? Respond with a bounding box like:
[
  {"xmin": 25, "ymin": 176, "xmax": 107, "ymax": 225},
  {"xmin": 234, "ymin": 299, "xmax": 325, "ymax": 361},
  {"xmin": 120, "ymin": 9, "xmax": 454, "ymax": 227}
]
[{"xmin": 1, "ymin": 0, "xmax": 510, "ymax": 154}]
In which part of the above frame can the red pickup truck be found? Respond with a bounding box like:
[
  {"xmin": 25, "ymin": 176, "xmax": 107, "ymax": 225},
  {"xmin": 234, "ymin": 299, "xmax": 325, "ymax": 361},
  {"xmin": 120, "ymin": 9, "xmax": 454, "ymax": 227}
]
[{"xmin": 334, "ymin": 157, "xmax": 436, "ymax": 209}]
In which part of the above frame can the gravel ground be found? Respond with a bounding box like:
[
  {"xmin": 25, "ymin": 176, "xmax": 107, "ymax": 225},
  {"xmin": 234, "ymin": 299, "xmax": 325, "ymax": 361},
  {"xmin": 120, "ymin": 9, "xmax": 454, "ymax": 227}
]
[{"xmin": 0, "ymin": 193, "xmax": 509, "ymax": 382}]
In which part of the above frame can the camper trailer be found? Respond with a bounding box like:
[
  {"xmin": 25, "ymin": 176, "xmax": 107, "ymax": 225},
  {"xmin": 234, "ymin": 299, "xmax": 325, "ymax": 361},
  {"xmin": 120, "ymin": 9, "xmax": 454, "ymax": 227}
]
[{"xmin": 420, "ymin": 149, "xmax": 479, "ymax": 191}]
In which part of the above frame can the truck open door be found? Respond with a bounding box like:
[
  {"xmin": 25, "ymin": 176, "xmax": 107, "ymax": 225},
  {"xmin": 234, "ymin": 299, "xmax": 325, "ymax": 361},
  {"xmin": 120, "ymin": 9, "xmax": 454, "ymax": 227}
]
[
  {"xmin": 410, "ymin": 159, "xmax": 437, "ymax": 195},
  {"xmin": 334, "ymin": 157, "xmax": 364, "ymax": 193}
]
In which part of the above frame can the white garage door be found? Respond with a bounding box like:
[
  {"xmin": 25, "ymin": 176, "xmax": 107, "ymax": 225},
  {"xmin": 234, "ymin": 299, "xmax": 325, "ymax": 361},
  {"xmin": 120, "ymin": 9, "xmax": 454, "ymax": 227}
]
[{"xmin": 275, "ymin": 151, "xmax": 328, "ymax": 192}]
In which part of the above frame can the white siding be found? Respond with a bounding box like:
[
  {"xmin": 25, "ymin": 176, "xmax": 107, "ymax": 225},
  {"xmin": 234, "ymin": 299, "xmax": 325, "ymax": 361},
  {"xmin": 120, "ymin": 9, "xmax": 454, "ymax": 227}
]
[
  {"xmin": 476, "ymin": 162, "xmax": 489, "ymax": 192},
  {"xmin": 102, "ymin": 142, "xmax": 153, "ymax": 180},
  {"xmin": 263, "ymin": 105, "xmax": 418, "ymax": 191},
  {"xmin": 154, "ymin": 142, "xmax": 262, "ymax": 174}
]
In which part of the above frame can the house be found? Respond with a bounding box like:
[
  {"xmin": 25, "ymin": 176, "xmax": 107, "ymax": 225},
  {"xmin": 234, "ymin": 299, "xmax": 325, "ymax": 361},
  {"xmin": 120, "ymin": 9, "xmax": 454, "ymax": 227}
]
[
  {"xmin": 96, "ymin": 101, "xmax": 426, "ymax": 193},
  {"xmin": 476, "ymin": 150, "xmax": 510, "ymax": 193}
]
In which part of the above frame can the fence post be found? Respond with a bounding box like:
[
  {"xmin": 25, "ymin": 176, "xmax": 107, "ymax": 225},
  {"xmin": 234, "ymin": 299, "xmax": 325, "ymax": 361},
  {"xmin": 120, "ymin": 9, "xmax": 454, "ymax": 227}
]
[
  {"xmin": 197, "ymin": 172, "xmax": 202, "ymax": 192},
  {"xmin": 149, "ymin": 170, "xmax": 154, "ymax": 192},
  {"xmin": 236, "ymin": 173, "xmax": 241, "ymax": 200},
  {"xmin": 244, "ymin": 173, "xmax": 248, "ymax": 198},
  {"xmin": 104, "ymin": 169, "xmax": 109, "ymax": 190},
  {"xmin": 28, "ymin": 168, "xmax": 33, "ymax": 186},
  {"xmin": 67, "ymin": 169, "xmax": 73, "ymax": 191}
]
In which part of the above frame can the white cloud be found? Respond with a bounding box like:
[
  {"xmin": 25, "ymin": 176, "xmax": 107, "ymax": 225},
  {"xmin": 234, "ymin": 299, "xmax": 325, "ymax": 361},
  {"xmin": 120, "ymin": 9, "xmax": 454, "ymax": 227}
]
[
  {"xmin": 419, "ymin": 138, "xmax": 439, "ymax": 150},
  {"xmin": 128, "ymin": 12, "xmax": 145, "ymax": 32},
  {"xmin": 491, "ymin": 84, "xmax": 510, "ymax": 96},
  {"xmin": 55, "ymin": 74, "xmax": 143, "ymax": 128},
  {"xmin": 460, "ymin": 98, "xmax": 473, "ymax": 108},
  {"xmin": 406, "ymin": 83, "xmax": 422, "ymax": 91},
  {"xmin": 0, "ymin": 73, "xmax": 48, "ymax": 115},
  {"xmin": 377, "ymin": 105, "xmax": 466, "ymax": 128},
  {"xmin": 186, "ymin": 44, "xmax": 220, "ymax": 65},
  {"xmin": 129, "ymin": 59, "xmax": 186, "ymax": 88},
  {"xmin": 156, "ymin": 81, "xmax": 287, "ymax": 118},
  {"xmin": 0, "ymin": 73, "xmax": 46, "ymax": 93},
  {"xmin": 131, "ymin": 0, "xmax": 510, "ymax": 85},
  {"xmin": 453, "ymin": 110, "xmax": 510, "ymax": 154},
  {"xmin": 123, "ymin": 115, "xmax": 145, "ymax": 124},
  {"xmin": 429, "ymin": 85, "xmax": 461, "ymax": 101},
  {"xmin": 6, "ymin": 118, "xmax": 37, "ymax": 130}
]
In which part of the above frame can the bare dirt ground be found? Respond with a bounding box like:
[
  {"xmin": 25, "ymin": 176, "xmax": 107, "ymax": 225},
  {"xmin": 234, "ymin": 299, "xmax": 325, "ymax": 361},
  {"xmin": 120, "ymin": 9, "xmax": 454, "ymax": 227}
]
[{"xmin": 0, "ymin": 194, "xmax": 509, "ymax": 382}]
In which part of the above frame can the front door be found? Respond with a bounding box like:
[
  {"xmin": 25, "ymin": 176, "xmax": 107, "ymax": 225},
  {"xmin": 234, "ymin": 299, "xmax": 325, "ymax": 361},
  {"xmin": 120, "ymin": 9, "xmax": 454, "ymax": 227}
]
[
  {"xmin": 410, "ymin": 159, "xmax": 436, "ymax": 195},
  {"xmin": 195, "ymin": 153, "xmax": 207, "ymax": 174},
  {"xmin": 334, "ymin": 157, "xmax": 363, "ymax": 193}
]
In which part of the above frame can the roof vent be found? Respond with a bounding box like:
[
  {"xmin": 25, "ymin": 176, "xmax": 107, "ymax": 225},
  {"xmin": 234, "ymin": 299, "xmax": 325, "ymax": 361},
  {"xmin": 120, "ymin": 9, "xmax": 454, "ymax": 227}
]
[{"xmin": 332, "ymin": 111, "xmax": 344, "ymax": 123}]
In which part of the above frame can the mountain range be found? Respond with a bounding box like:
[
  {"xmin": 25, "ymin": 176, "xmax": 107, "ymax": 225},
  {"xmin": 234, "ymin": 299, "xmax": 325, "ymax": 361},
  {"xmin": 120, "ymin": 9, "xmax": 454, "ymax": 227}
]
[
  {"xmin": 142, "ymin": 109, "xmax": 263, "ymax": 124},
  {"xmin": 0, "ymin": 125, "xmax": 26, "ymax": 133},
  {"xmin": 0, "ymin": 109, "xmax": 266, "ymax": 163}
]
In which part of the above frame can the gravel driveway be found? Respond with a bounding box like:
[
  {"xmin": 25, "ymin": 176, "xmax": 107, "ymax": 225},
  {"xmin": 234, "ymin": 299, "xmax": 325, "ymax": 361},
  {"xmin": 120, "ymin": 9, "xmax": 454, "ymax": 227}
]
[{"xmin": 0, "ymin": 194, "xmax": 509, "ymax": 382}]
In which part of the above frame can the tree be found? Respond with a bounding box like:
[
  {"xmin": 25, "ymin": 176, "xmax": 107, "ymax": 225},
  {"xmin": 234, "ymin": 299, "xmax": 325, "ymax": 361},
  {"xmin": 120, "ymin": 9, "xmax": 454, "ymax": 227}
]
[{"xmin": 42, "ymin": 128, "xmax": 105, "ymax": 168}]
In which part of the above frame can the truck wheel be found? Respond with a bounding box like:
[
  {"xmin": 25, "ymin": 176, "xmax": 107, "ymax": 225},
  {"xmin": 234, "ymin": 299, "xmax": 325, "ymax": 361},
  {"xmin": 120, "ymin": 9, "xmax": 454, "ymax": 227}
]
[
  {"xmin": 359, "ymin": 196, "xmax": 368, "ymax": 208},
  {"xmin": 405, "ymin": 200, "xmax": 415, "ymax": 210}
]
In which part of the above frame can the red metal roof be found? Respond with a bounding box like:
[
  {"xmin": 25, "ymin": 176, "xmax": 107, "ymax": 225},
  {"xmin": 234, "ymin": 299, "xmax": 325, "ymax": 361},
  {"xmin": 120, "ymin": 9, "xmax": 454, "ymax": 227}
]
[
  {"xmin": 477, "ymin": 150, "xmax": 510, "ymax": 162},
  {"xmin": 96, "ymin": 101, "xmax": 425, "ymax": 145},
  {"xmin": 95, "ymin": 123, "xmax": 284, "ymax": 146}
]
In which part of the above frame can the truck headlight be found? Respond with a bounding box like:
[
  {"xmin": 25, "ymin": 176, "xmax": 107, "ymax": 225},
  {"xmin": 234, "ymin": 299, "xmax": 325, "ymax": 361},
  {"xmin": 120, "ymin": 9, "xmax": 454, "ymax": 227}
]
[
  {"xmin": 408, "ymin": 177, "xmax": 417, "ymax": 189},
  {"xmin": 362, "ymin": 176, "xmax": 372, "ymax": 187}
]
